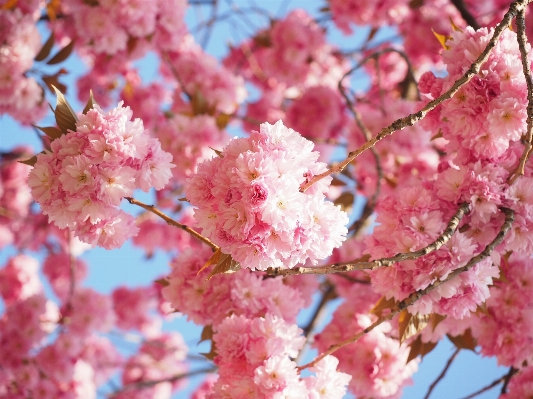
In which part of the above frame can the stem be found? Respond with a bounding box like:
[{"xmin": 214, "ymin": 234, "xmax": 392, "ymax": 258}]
[
  {"xmin": 450, "ymin": 0, "xmax": 481, "ymax": 30},
  {"xmin": 457, "ymin": 374, "xmax": 507, "ymax": 399},
  {"xmin": 509, "ymin": 9, "xmax": 533, "ymax": 184},
  {"xmin": 501, "ymin": 367, "xmax": 519, "ymax": 394},
  {"xmin": 298, "ymin": 207, "xmax": 513, "ymax": 370},
  {"xmin": 124, "ymin": 197, "xmax": 219, "ymax": 251},
  {"xmin": 300, "ymin": 0, "xmax": 532, "ymax": 192},
  {"xmin": 424, "ymin": 348, "xmax": 461, "ymax": 399},
  {"xmin": 267, "ymin": 202, "xmax": 470, "ymax": 276}
]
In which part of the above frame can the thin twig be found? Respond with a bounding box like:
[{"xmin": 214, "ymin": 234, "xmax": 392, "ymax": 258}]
[
  {"xmin": 457, "ymin": 374, "xmax": 507, "ymax": 399},
  {"xmin": 509, "ymin": 9, "xmax": 533, "ymax": 183},
  {"xmin": 296, "ymin": 283, "xmax": 336, "ymax": 363},
  {"xmin": 267, "ymin": 202, "xmax": 470, "ymax": 276},
  {"xmin": 112, "ymin": 367, "xmax": 216, "ymax": 394},
  {"xmin": 424, "ymin": 348, "xmax": 461, "ymax": 399},
  {"xmin": 66, "ymin": 230, "xmax": 76, "ymax": 312},
  {"xmin": 124, "ymin": 197, "xmax": 219, "ymax": 251},
  {"xmin": 450, "ymin": 0, "xmax": 481, "ymax": 30},
  {"xmin": 200, "ymin": 0, "xmax": 218, "ymax": 49},
  {"xmin": 300, "ymin": 0, "xmax": 532, "ymax": 192},
  {"xmin": 298, "ymin": 207, "xmax": 513, "ymax": 370},
  {"xmin": 501, "ymin": 367, "xmax": 519, "ymax": 394}
]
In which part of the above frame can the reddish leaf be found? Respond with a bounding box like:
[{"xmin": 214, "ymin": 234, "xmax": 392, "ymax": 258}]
[
  {"xmin": 42, "ymin": 75, "xmax": 67, "ymax": 95},
  {"xmin": 82, "ymin": 90, "xmax": 97, "ymax": 115},
  {"xmin": 407, "ymin": 335, "xmax": 437, "ymax": 363},
  {"xmin": 334, "ymin": 192, "xmax": 354, "ymax": 213},
  {"xmin": 52, "ymin": 85, "xmax": 78, "ymax": 135},
  {"xmin": 19, "ymin": 155, "xmax": 38, "ymax": 166},
  {"xmin": 370, "ymin": 296, "xmax": 397, "ymax": 317},
  {"xmin": 47, "ymin": 40, "xmax": 75, "ymax": 65},
  {"xmin": 207, "ymin": 252, "xmax": 241, "ymax": 280},
  {"xmin": 398, "ymin": 310, "xmax": 430, "ymax": 344},
  {"xmin": 199, "ymin": 325, "xmax": 213, "ymax": 344},
  {"xmin": 447, "ymin": 329, "xmax": 477, "ymax": 351},
  {"xmin": 154, "ymin": 278, "xmax": 169, "ymax": 287},
  {"xmin": 198, "ymin": 248, "xmax": 221, "ymax": 275},
  {"xmin": 33, "ymin": 125, "xmax": 63, "ymax": 141},
  {"xmin": 35, "ymin": 32, "xmax": 55, "ymax": 62}
]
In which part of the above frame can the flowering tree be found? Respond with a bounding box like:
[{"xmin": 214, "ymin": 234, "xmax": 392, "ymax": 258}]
[{"xmin": 3, "ymin": 0, "xmax": 533, "ymax": 397}]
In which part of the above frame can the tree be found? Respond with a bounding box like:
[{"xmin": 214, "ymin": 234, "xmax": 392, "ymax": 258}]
[{"xmin": 1, "ymin": 0, "xmax": 533, "ymax": 397}]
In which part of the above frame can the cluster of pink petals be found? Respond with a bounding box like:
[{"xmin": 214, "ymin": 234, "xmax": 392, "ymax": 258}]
[
  {"xmin": 186, "ymin": 120, "xmax": 348, "ymax": 270},
  {"xmin": 157, "ymin": 114, "xmax": 230, "ymax": 184},
  {"xmin": 59, "ymin": 0, "xmax": 187, "ymax": 56},
  {"xmin": 162, "ymin": 247, "xmax": 305, "ymax": 326},
  {"xmin": 164, "ymin": 36, "xmax": 247, "ymax": 115},
  {"xmin": 348, "ymin": 98, "xmax": 440, "ymax": 199},
  {"xmin": 223, "ymin": 10, "xmax": 347, "ymax": 92},
  {"xmin": 210, "ymin": 313, "xmax": 350, "ymax": 398},
  {"xmin": 27, "ymin": 102, "xmax": 174, "ymax": 249},
  {"xmin": 0, "ymin": 9, "xmax": 47, "ymax": 124},
  {"xmin": 0, "ymin": 153, "xmax": 32, "ymax": 248},
  {"xmin": 315, "ymin": 258, "xmax": 418, "ymax": 399}
]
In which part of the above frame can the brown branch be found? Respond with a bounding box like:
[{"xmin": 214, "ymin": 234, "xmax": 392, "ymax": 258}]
[
  {"xmin": 296, "ymin": 283, "xmax": 336, "ymax": 363},
  {"xmin": 300, "ymin": 0, "xmax": 532, "ymax": 192},
  {"xmin": 457, "ymin": 374, "xmax": 507, "ymax": 399},
  {"xmin": 111, "ymin": 367, "xmax": 216, "ymax": 395},
  {"xmin": 267, "ymin": 202, "xmax": 470, "ymax": 277},
  {"xmin": 450, "ymin": 0, "xmax": 481, "ymax": 30},
  {"xmin": 124, "ymin": 197, "xmax": 219, "ymax": 251},
  {"xmin": 66, "ymin": 230, "xmax": 76, "ymax": 312},
  {"xmin": 298, "ymin": 207, "xmax": 513, "ymax": 370},
  {"xmin": 424, "ymin": 348, "xmax": 461, "ymax": 399},
  {"xmin": 501, "ymin": 367, "xmax": 519, "ymax": 394},
  {"xmin": 509, "ymin": 9, "xmax": 533, "ymax": 184}
]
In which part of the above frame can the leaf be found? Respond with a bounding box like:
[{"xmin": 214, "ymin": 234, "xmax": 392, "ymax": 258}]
[
  {"xmin": 178, "ymin": 197, "xmax": 189, "ymax": 202},
  {"xmin": 191, "ymin": 89, "xmax": 212, "ymax": 116},
  {"xmin": 429, "ymin": 313, "xmax": 446, "ymax": 331},
  {"xmin": 319, "ymin": 6, "xmax": 330, "ymax": 12},
  {"xmin": 399, "ymin": 73, "xmax": 419, "ymax": 101},
  {"xmin": 199, "ymin": 325, "xmax": 213, "ymax": 344},
  {"xmin": 47, "ymin": 40, "xmax": 75, "ymax": 65},
  {"xmin": 476, "ymin": 302, "xmax": 491, "ymax": 317},
  {"xmin": 1, "ymin": 0, "xmax": 18, "ymax": 10},
  {"xmin": 207, "ymin": 252, "xmax": 241, "ymax": 280},
  {"xmin": 334, "ymin": 192, "xmax": 354, "ymax": 213},
  {"xmin": 154, "ymin": 278, "xmax": 169, "ymax": 287},
  {"xmin": 46, "ymin": 0, "xmax": 61, "ymax": 21},
  {"xmin": 127, "ymin": 36, "xmax": 138, "ymax": 54},
  {"xmin": 409, "ymin": 0, "xmax": 424, "ymax": 9},
  {"xmin": 330, "ymin": 177, "xmax": 347, "ymax": 187},
  {"xmin": 430, "ymin": 130, "xmax": 443, "ymax": 141},
  {"xmin": 52, "ymin": 85, "xmax": 78, "ymax": 135},
  {"xmin": 42, "ymin": 75, "xmax": 67, "ymax": 95},
  {"xmin": 447, "ymin": 328, "xmax": 477, "ymax": 351},
  {"xmin": 35, "ymin": 32, "xmax": 55, "ymax": 62},
  {"xmin": 19, "ymin": 155, "xmax": 38, "ymax": 166},
  {"xmin": 198, "ymin": 248, "xmax": 221, "ymax": 275},
  {"xmin": 449, "ymin": 17, "xmax": 463, "ymax": 32},
  {"xmin": 370, "ymin": 296, "xmax": 398, "ymax": 317},
  {"xmin": 406, "ymin": 335, "xmax": 437, "ymax": 363},
  {"xmin": 398, "ymin": 310, "xmax": 430, "ymax": 344},
  {"xmin": 33, "ymin": 125, "xmax": 63, "ymax": 141},
  {"xmin": 200, "ymin": 339, "xmax": 218, "ymax": 361},
  {"xmin": 432, "ymin": 29, "xmax": 451, "ymax": 50},
  {"xmin": 209, "ymin": 147, "xmax": 224, "ymax": 158},
  {"xmin": 367, "ymin": 27, "xmax": 379, "ymax": 43},
  {"xmin": 82, "ymin": 90, "xmax": 97, "ymax": 115},
  {"xmin": 216, "ymin": 113, "xmax": 232, "ymax": 129}
]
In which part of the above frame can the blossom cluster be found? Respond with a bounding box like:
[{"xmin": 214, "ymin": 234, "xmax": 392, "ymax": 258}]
[
  {"xmin": 0, "ymin": 8, "xmax": 47, "ymax": 124},
  {"xmin": 28, "ymin": 102, "xmax": 174, "ymax": 249},
  {"xmin": 186, "ymin": 120, "xmax": 348, "ymax": 270},
  {"xmin": 211, "ymin": 314, "xmax": 351, "ymax": 398}
]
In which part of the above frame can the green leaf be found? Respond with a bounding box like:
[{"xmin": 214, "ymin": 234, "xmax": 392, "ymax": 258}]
[
  {"xmin": 47, "ymin": 40, "xmax": 75, "ymax": 65},
  {"xmin": 33, "ymin": 125, "xmax": 63, "ymax": 141},
  {"xmin": 52, "ymin": 85, "xmax": 78, "ymax": 135},
  {"xmin": 82, "ymin": 90, "xmax": 97, "ymax": 115},
  {"xmin": 35, "ymin": 32, "xmax": 55, "ymax": 62}
]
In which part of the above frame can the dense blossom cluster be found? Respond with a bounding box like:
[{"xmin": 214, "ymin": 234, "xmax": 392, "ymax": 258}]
[
  {"xmin": 27, "ymin": 102, "xmax": 174, "ymax": 249},
  {"xmin": 186, "ymin": 120, "xmax": 348, "ymax": 270},
  {"xmin": 0, "ymin": 8, "xmax": 47, "ymax": 124},
  {"xmin": 5, "ymin": 0, "xmax": 533, "ymax": 397},
  {"xmin": 211, "ymin": 314, "xmax": 351, "ymax": 398}
]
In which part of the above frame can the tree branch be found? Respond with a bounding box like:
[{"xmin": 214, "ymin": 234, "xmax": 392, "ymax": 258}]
[
  {"xmin": 124, "ymin": 197, "xmax": 219, "ymax": 251},
  {"xmin": 457, "ymin": 374, "xmax": 507, "ymax": 399},
  {"xmin": 300, "ymin": 0, "xmax": 532, "ymax": 192},
  {"xmin": 450, "ymin": 0, "xmax": 481, "ymax": 30},
  {"xmin": 509, "ymin": 9, "xmax": 533, "ymax": 183},
  {"xmin": 267, "ymin": 202, "xmax": 470, "ymax": 276},
  {"xmin": 424, "ymin": 348, "xmax": 461, "ymax": 399},
  {"xmin": 298, "ymin": 207, "xmax": 513, "ymax": 370}
]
